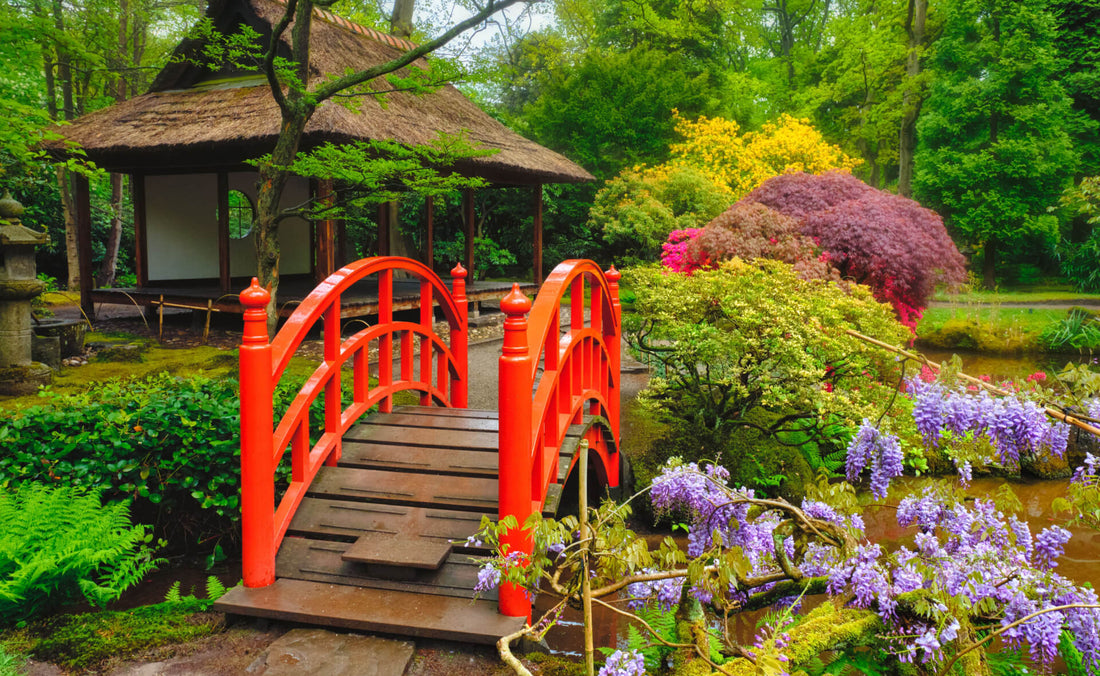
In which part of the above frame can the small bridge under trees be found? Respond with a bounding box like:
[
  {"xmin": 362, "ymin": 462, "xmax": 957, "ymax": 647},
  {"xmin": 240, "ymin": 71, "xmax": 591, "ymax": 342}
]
[{"xmin": 214, "ymin": 257, "xmax": 624, "ymax": 643}]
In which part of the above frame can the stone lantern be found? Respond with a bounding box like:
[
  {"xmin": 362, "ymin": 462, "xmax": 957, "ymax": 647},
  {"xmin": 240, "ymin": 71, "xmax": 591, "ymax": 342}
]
[{"xmin": 0, "ymin": 192, "xmax": 51, "ymax": 395}]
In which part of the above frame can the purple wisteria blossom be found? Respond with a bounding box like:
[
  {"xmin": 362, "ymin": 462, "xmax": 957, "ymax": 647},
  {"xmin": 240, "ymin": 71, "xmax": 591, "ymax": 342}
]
[
  {"xmin": 829, "ymin": 487, "xmax": 1100, "ymax": 671},
  {"xmin": 598, "ymin": 649, "xmax": 646, "ymax": 676},
  {"xmin": 845, "ymin": 420, "xmax": 904, "ymax": 499},
  {"xmin": 907, "ymin": 380, "xmax": 1072, "ymax": 468}
]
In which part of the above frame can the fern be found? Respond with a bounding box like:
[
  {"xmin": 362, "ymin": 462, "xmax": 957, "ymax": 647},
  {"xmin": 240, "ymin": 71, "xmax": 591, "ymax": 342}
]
[
  {"xmin": 162, "ymin": 575, "xmax": 230, "ymax": 611},
  {"xmin": 0, "ymin": 483, "xmax": 163, "ymax": 624},
  {"xmin": 1059, "ymin": 630, "xmax": 1087, "ymax": 676},
  {"xmin": 205, "ymin": 575, "xmax": 228, "ymax": 602},
  {"xmin": 164, "ymin": 581, "xmax": 182, "ymax": 604}
]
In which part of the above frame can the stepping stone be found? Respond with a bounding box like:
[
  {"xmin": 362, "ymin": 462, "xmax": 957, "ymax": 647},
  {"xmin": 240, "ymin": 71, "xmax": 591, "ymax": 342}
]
[{"xmin": 246, "ymin": 628, "xmax": 414, "ymax": 676}]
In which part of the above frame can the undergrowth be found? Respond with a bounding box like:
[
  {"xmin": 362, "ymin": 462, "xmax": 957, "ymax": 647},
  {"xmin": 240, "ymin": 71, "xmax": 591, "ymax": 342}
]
[
  {"xmin": 0, "ymin": 575, "xmax": 228, "ymax": 672},
  {"xmin": 0, "ymin": 484, "xmax": 161, "ymax": 624}
]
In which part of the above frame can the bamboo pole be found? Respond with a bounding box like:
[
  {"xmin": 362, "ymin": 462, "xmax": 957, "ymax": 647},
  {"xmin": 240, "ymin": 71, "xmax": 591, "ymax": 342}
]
[
  {"xmin": 844, "ymin": 328, "xmax": 1100, "ymax": 438},
  {"xmin": 579, "ymin": 440, "xmax": 595, "ymax": 676}
]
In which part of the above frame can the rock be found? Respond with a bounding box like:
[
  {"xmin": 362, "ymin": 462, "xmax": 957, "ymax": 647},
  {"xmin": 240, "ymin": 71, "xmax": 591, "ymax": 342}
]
[
  {"xmin": 94, "ymin": 343, "xmax": 146, "ymax": 363},
  {"xmin": 1022, "ymin": 449, "xmax": 1072, "ymax": 480},
  {"xmin": 246, "ymin": 629, "xmax": 414, "ymax": 676}
]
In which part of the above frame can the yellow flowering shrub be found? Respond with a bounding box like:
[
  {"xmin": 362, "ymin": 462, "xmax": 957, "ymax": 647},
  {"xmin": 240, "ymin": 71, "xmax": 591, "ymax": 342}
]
[
  {"xmin": 589, "ymin": 111, "xmax": 859, "ymax": 261},
  {"xmin": 667, "ymin": 111, "xmax": 861, "ymax": 199}
]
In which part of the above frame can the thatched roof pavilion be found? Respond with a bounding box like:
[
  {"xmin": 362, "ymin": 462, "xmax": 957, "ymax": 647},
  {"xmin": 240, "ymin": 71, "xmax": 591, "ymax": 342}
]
[{"xmin": 48, "ymin": 0, "xmax": 591, "ymax": 319}]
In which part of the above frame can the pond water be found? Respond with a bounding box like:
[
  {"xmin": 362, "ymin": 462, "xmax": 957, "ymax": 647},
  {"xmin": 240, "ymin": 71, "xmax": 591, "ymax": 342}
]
[{"xmin": 918, "ymin": 347, "xmax": 1098, "ymax": 383}]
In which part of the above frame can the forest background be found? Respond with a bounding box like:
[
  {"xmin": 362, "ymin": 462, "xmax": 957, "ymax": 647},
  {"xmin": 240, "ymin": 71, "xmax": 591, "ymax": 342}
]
[{"xmin": 1, "ymin": 0, "xmax": 1098, "ymax": 291}]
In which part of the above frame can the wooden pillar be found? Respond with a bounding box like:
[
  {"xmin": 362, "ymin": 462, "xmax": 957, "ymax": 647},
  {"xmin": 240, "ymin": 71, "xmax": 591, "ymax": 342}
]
[
  {"xmin": 315, "ymin": 179, "xmax": 336, "ymax": 281},
  {"xmin": 337, "ymin": 219, "xmax": 348, "ymax": 267},
  {"xmin": 217, "ymin": 172, "xmax": 230, "ymax": 293},
  {"xmin": 74, "ymin": 173, "xmax": 94, "ymax": 319},
  {"xmin": 532, "ymin": 185, "xmax": 543, "ymax": 285},
  {"xmin": 462, "ymin": 189, "xmax": 475, "ymax": 282},
  {"xmin": 425, "ymin": 196, "xmax": 434, "ymax": 270},
  {"xmin": 132, "ymin": 173, "xmax": 148, "ymax": 288},
  {"xmin": 377, "ymin": 203, "xmax": 391, "ymax": 256}
]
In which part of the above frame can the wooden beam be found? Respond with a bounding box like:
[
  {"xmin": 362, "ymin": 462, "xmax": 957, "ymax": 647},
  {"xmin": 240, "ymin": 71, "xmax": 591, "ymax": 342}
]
[
  {"xmin": 316, "ymin": 179, "xmax": 336, "ymax": 282},
  {"xmin": 377, "ymin": 203, "xmax": 391, "ymax": 256},
  {"xmin": 337, "ymin": 217, "xmax": 348, "ymax": 267},
  {"xmin": 463, "ymin": 189, "xmax": 475, "ymax": 282},
  {"xmin": 217, "ymin": 172, "xmax": 230, "ymax": 293},
  {"xmin": 132, "ymin": 173, "xmax": 148, "ymax": 288},
  {"xmin": 74, "ymin": 173, "xmax": 94, "ymax": 319},
  {"xmin": 425, "ymin": 196, "xmax": 434, "ymax": 270},
  {"xmin": 532, "ymin": 185, "xmax": 543, "ymax": 285}
]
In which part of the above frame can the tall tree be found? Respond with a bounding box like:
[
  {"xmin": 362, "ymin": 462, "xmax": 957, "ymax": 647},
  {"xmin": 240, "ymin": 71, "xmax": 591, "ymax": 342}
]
[
  {"xmin": 913, "ymin": 0, "xmax": 1078, "ymax": 288},
  {"xmin": 1051, "ymin": 0, "xmax": 1100, "ymax": 176},
  {"xmin": 243, "ymin": 0, "xmax": 526, "ymax": 326}
]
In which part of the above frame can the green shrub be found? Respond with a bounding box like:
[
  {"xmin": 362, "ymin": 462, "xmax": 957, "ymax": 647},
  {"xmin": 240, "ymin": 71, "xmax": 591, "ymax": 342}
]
[
  {"xmin": 589, "ymin": 165, "xmax": 730, "ymax": 265},
  {"xmin": 0, "ymin": 372, "xmax": 350, "ymax": 547},
  {"xmin": 435, "ymin": 233, "xmax": 518, "ymax": 278},
  {"xmin": 0, "ymin": 483, "xmax": 161, "ymax": 624},
  {"xmin": 624, "ymin": 259, "xmax": 912, "ymax": 493}
]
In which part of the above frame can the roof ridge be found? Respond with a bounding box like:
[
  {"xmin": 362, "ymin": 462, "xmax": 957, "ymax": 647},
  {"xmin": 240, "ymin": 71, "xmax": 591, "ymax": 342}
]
[{"xmin": 266, "ymin": 0, "xmax": 419, "ymax": 52}]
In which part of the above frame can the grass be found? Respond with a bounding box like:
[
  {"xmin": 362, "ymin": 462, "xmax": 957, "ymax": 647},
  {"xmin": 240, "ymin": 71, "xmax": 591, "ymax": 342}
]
[
  {"xmin": 916, "ymin": 306, "xmax": 1066, "ymax": 353},
  {"xmin": 932, "ymin": 285, "xmax": 1100, "ymax": 305}
]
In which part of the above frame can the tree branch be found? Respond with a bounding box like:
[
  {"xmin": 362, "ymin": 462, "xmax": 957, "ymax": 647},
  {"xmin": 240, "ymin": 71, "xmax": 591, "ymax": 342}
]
[{"xmin": 311, "ymin": 0, "xmax": 530, "ymax": 104}]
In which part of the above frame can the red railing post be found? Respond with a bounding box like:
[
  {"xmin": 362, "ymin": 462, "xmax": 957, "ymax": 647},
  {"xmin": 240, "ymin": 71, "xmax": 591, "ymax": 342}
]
[
  {"xmin": 605, "ymin": 266, "xmax": 622, "ymax": 438},
  {"xmin": 451, "ymin": 263, "xmax": 469, "ymax": 408},
  {"xmin": 498, "ymin": 283, "xmax": 533, "ymax": 618},
  {"xmin": 239, "ymin": 278, "xmax": 275, "ymax": 588}
]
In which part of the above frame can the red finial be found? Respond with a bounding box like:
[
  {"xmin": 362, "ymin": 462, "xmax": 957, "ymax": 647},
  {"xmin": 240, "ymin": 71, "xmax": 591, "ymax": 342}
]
[
  {"xmin": 500, "ymin": 283, "xmax": 531, "ymax": 316},
  {"xmin": 241, "ymin": 278, "xmax": 270, "ymax": 308},
  {"xmin": 605, "ymin": 265, "xmax": 621, "ymax": 283},
  {"xmin": 451, "ymin": 262, "xmax": 467, "ymax": 279}
]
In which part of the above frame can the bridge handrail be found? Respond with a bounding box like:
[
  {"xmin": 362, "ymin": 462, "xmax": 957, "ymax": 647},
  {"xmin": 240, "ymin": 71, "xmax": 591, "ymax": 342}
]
[
  {"xmin": 238, "ymin": 257, "xmax": 469, "ymax": 588},
  {"xmin": 497, "ymin": 259, "xmax": 621, "ymax": 617}
]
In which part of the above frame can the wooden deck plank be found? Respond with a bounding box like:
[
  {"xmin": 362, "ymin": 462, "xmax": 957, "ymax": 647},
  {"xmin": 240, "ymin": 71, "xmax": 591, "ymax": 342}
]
[
  {"xmin": 343, "ymin": 424, "xmax": 497, "ymax": 450},
  {"xmin": 339, "ymin": 441, "xmax": 497, "ymax": 477},
  {"xmin": 342, "ymin": 534, "xmax": 452, "ymax": 569},
  {"xmin": 214, "ymin": 579, "xmax": 522, "ymax": 645},
  {"xmin": 277, "ymin": 539, "xmax": 490, "ymax": 600},
  {"xmin": 286, "ymin": 498, "xmax": 487, "ymax": 545},
  {"xmin": 358, "ymin": 411, "xmax": 499, "ymax": 432},
  {"xmin": 392, "ymin": 406, "xmax": 498, "ymax": 420},
  {"xmin": 309, "ymin": 466, "xmax": 498, "ymax": 512}
]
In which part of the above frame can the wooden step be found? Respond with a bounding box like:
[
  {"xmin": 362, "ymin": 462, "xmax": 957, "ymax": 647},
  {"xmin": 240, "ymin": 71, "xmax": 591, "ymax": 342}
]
[
  {"xmin": 214, "ymin": 578, "xmax": 523, "ymax": 645},
  {"xmin": 392, "ymin": 406, "xmax": 497, "ymax": 420},
  {"xmin": 287, "ymin": 498, "xmax": 489, "ymax": 547},
  {"xmin": 344, "ymin": 424, "xmax": 497, "ymax": 451},
  {"xmin": 359, "ymin": 411, "xmax": 498, "ymax": 432},
  {"xmin": 342, "ymin": 533, "xmax": 452, "ymax": 570},
  {"xmin": 339, "ymin": 440, "xmax": 496, "ymax": 477},
  {"xmin": 309, "ymin": 466, "xmax": 497, "ymax": 512},
  {"xmin": 278, "ymin": 539, "xmax": 492, "ymax": 599}
]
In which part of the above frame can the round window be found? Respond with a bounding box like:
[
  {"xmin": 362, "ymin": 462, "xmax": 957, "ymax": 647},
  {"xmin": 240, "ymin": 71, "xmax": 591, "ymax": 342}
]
[{"xmin": 226, "ymin": 190, "xmax": 255, "ymax": 239}]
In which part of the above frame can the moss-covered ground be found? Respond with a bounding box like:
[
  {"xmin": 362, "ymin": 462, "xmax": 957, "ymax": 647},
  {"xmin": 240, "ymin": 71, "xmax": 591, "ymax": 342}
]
[
  {"xmin": 0, "ymin": 330, "xmax": 330, "ymax": 411},
  {"xmin": 0, "ymin": 600, "xmax": 223, "ymax": 672}
]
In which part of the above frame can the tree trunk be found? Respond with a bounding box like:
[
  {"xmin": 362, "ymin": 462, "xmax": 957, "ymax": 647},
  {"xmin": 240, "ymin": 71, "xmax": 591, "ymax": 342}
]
[
  {"xmin": 56, "ymin": 166, "xmax": 81, "ymax": 291},
  {"xmin": 255, "ymin": 112, "xmax": 311, "ymax": 332},
  {"xmin": 390, "ymin": 0, "xmax": 415, "ymax": 38},
  {"xmin": 98, "ymin": 173, "xmax": 125, "ymax": 287},
  {"xmin": 983, "ymin": 237, "xmax": 998, "ymax": 289},
  {"xmin": 897, "ymin": 0, "xmax": 927, "ymax": 197}
]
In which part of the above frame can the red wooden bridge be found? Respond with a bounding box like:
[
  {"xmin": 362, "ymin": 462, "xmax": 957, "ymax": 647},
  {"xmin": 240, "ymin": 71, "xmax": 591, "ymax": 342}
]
[{"xmin": 214, "ymin": 257, "xmax": 623, "ymax": 644}]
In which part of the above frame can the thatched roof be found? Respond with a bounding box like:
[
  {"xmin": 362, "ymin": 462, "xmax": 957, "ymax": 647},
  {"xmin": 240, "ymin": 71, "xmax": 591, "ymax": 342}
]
[{"xmin": 46, "ymin": 0, "xmax": 592, "ymax": 185}]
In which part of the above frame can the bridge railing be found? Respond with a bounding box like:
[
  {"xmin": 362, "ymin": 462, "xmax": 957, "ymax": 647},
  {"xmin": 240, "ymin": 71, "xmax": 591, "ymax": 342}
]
[
  {"xmin": 497, "ymin": 260, "xmax": 621, "ymax": 617},
  {"xmin": 238, "ymin": 257, "xmax": 469, "ymax": 588}
]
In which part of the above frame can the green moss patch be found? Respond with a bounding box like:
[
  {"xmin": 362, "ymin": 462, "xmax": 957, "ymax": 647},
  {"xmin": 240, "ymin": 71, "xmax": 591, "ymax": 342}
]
[{"xmin": 2, "ymin": 601, "xmax": 223, "ymax": 672}]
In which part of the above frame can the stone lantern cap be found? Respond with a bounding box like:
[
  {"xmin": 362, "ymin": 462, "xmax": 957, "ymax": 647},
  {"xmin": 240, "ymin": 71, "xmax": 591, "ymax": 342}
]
[
  {"xmin": 0, "ymin": 222, "xmax": 49, "ymax": 247},
  {"xmin": 0, "ymin": 193, "xmax": 48, "ymax": 247}
]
